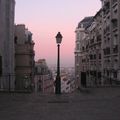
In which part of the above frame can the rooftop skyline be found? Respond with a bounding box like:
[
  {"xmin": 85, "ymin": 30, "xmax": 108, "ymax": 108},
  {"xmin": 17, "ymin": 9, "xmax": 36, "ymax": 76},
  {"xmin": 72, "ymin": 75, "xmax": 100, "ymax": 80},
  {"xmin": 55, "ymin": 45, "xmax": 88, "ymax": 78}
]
[{"xmin": 15, "ymin": 0, "xmax": 101, "ymax": 67}]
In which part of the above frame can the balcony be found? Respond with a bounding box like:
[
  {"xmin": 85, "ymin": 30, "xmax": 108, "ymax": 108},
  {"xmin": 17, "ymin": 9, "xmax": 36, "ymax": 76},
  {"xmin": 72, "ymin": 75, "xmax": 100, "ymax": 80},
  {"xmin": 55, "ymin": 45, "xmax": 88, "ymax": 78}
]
[{"xmin": 89, "ymin": 54, "xmax": 96, "ymax": 60}]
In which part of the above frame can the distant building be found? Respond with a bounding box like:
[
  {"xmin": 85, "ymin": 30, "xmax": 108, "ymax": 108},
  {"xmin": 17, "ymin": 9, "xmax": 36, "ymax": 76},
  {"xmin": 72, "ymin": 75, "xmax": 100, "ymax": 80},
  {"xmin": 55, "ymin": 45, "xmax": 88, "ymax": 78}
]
[
  {"xmin": 35, "ymin": 59, "xmax": 54, "ymax": 93},
  {"xmin": 0, "ymin": 0, "xmax": 15, "ymax": 90},
  {"xmin": 54, "ymin": 67, "xmax": 76, "ymax": 93},
  {"xmin": 68, "ymin": 67, "xmax": 76, "ymax": 92},
  {"xmin": 61, "ymin": 70, "xmax": 71, "ymax": 93},
  {"xmin": 14, "ymin": 24, "xmax": 35, "ymax": 91}
]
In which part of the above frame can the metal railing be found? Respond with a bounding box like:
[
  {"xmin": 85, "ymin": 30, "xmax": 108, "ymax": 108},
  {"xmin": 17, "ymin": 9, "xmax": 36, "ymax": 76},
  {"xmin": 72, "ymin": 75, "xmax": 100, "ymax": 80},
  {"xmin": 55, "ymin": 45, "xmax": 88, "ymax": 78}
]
[
  {"xmin": 85, "ymin": 74, "xmax": 120, "ymax": 88},
  {"xmin": 0, "ymin": 74, "xmax": 34, "ymax": 93}
]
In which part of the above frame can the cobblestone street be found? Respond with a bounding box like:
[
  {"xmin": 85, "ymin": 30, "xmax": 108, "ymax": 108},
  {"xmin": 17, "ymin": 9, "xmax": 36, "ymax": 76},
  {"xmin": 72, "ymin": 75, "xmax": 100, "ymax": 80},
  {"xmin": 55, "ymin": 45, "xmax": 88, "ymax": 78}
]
[{"xmin": 0, "ymin": 88, "xmax": 120, "ymax": 120}]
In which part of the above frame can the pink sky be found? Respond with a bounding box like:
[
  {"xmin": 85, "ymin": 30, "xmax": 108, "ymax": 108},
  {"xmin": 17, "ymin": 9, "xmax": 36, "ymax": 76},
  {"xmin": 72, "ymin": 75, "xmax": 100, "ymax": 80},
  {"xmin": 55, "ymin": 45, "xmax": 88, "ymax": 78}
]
[{"xmin": 15, "ymin": 0, "xmax": 101, "ymax": 67}]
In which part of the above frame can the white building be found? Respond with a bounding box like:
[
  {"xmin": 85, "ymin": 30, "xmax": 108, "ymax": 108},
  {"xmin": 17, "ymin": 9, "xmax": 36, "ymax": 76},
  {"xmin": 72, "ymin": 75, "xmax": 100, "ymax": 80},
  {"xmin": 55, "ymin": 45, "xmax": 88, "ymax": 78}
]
[
  {"xmin": 0, "ymin": 0, "xmax": 15, "ymax": 90},
  {"xmin": 61, "ymin": 74, "xmax": 70, "ymax": 93},
  {"xmin": 60, "ymin": 69, "xmax": 74, "ymax": 93}
]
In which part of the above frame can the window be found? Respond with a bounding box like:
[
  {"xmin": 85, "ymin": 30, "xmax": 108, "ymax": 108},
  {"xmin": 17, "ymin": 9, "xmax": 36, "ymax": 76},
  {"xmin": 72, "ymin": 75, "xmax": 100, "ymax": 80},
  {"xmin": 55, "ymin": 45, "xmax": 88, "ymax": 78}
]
[
  {"xmin": 107, "ymin": 70, "xmax": 109, "ymax": 76},
  {"xmin": 14, "ymin": 36, "xmax": 18, "ymax": 44},
  {"xmin": 99, "ymin": 54, "xmax": 101, "ymax": 59},
  {"xmin": 82, "ymin": 47, "xmax": 85, "ymax": 51},
  {"xmin": 107, "ymin": 16, "xmax": 110, "ymax": 20},
  {"xmin": 0, "ymin": 56, "xmax": 2, "ymax": 75},
  {"xmin": 106, "ymin": 26, "xmax": 110, "ymax": 33},
  {"xmin": 94, "ymin": 54, "xmax": 96, "ymax": 59},
  {"xmin": 105, "ymin": 2, "xmax": 110, "ymax": 10},
  {"xmin": 75, "ymin": 56, "xmax": 79, "ymax": 63},
  {"xmin": 90, "ymin": 39, "xmax": 94, "ymax": 44},
  {"xmin": 112, "ymin": 0, "xmax": 117, "ymax": 5},
  {"xmin": 76, "ymin": 44, "xmax": 79, "ymax": 50},
  {"xmin": 114, "ymin": 9, "xmax": 117, "ymax": 14},
  {"xmin": 103, "ymin": 47, "xmax": 110, "ymax": 55},
  {"xmin": 113, "ymin": 34, "xmax": 118, "ymax": 45},
  {"xmin": 98, "ymin": 72, "xmax": 101, "ymax": 78},
  {"xmin": 103, "ymin": 1, "xmax": 110, "ymax": 15},
  {"xmin": 28, "ymin": 34, "xmax": 32, "ymax": 43},
  {"xmin": 76, "ymin": 34, "xmax": 79, "ymax": 40},
  {"xmin": 35, "ymin": 67, "xmax": 38, "ymax": 74},
  {"xmin": 112, "ymin": 19, "xmax": 118, "ymax": 29},
  {"xmin": 113, "ymin": 71, "xmax": 117, "ymax": 78},
  {"xmin": 113, "ymin": 45, "xmax": 118, "ymax": 53},
  {"xmin": 97, "ymin": 35, "xmax": 101, "ymax": 42},
  {"xmin": 89, "ymin": 54, "xmax": 93, "ymax": 60}
]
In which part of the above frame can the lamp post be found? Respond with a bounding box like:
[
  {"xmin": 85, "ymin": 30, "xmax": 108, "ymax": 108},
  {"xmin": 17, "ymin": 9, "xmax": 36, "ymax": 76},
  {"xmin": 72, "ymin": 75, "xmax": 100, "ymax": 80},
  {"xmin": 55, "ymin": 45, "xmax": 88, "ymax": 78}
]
[{"xmin": 55, "ymin": 32, "xmax": 62, "ymax": 94}]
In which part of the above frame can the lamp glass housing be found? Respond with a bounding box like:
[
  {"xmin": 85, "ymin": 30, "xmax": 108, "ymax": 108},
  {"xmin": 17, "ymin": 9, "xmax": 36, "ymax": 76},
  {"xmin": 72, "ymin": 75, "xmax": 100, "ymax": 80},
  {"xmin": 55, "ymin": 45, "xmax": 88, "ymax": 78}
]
[{"xmin": 56, "ymin": 32, "xmax": 62, "ymax": 44}]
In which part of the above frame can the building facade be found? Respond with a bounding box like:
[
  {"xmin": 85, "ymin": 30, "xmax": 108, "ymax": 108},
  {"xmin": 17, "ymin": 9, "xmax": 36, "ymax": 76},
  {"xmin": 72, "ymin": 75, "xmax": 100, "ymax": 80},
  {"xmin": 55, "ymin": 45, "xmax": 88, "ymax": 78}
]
[
  {"xmin": 75, "ymin": 0, "xmax": 120, "ymax": 88},
  {"xmin": 60, "ymin": 69, "xmax": 71, "ymax": 93},
  {"xmin": 75, "ymin": 17, "xmax": 93, "ymax": 88},
  {"xmin": 35, "ymin": 59, "xmax": 54, "ymax": 93},
  {"xmin": 101, "ymin": 0, "xmax": 120, "ymax": 84},
  {"xmin": 88, "ymin": 10, "xmax": 102, "ymax": 86},
  {"xmin": 14, "ymin": 24, "xmax": 35, "ymax": 91},
  {"xmin": 0, "ymin": 0, "xmax": 15, "ymax": 90}
]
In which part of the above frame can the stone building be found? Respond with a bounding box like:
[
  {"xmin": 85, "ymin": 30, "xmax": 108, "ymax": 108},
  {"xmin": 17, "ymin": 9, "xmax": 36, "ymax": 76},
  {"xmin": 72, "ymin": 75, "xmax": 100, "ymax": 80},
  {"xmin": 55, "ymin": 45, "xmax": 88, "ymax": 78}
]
[
  {"xmin": 34, "ymin": 59, "xmax": 54, "ymax": 93},
  {"xmin": 75, "ymin": 0, "xmax": 120, "ymax": 88},
  {"xmin": 75, "ymin": 17, "xmax": 93, "ymax": 88},
  {"xmin": 14, "ymin": 24, "xmax": 35, "ymax": 91},
  {"xmin": 75, "ymin": 11, "xmax": 103, "ymax": 88},
  {"xmin": 101, "ymin": 0, "xmax": 120, "ymax": 84},
  {"xmin": 88, "ymin": 10, "xmax": 102, "ymax": 86},
  {"xmin": 0, "ymin": 0, "xmax": 15, "ymax": 90}
]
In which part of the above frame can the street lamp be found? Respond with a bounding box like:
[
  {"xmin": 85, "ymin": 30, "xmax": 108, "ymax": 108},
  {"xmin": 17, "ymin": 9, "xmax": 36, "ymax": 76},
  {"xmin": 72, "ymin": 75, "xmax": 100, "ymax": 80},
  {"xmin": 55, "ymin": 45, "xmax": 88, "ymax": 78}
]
[{"xmin": 55, "ymin": 32, "xmax": 63, "ymax": 94}]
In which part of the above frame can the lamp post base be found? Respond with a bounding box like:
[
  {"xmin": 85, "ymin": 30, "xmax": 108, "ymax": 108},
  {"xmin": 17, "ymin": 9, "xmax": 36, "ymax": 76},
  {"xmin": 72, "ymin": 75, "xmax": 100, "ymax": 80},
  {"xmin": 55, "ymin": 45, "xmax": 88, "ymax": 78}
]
[{"xmin": 55, "ymin": 75, "xmax": 61, "ymax": 94}]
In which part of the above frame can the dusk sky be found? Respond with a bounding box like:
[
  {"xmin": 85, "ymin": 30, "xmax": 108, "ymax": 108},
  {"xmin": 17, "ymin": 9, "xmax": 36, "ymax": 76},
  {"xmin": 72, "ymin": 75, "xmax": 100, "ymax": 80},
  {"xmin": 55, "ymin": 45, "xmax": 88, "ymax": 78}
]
[{"xmin": 15, "ymin": 0, "xmax": 101, "ymax": 67}]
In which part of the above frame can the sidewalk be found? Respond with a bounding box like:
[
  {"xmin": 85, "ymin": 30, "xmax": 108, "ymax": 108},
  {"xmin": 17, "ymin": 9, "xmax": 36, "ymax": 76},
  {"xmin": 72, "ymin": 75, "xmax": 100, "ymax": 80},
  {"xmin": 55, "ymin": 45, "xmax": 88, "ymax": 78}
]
[{"xmin": 0, "ymin": 88, "xmax": 120, "ymax": 120}]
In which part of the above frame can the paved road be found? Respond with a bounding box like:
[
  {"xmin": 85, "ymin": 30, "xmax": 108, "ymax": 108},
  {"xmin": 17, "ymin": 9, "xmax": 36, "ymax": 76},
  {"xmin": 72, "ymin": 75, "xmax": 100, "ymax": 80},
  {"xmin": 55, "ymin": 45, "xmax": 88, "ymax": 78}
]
[{"xmin": 0, "ymin": 88, "xmax": 120, "ymax": 120}]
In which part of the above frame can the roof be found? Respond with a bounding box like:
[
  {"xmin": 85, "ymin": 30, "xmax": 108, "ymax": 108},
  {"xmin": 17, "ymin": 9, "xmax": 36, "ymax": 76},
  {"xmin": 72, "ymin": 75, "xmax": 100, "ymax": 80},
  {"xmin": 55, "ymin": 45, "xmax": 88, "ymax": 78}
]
[{"xmin": 78, "ymin": 16, "xmax": 93, "ymax": 29}]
